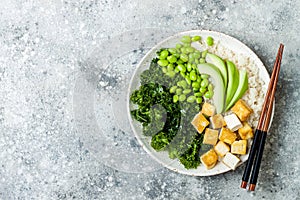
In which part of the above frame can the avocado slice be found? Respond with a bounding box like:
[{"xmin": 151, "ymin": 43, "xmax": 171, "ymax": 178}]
[
  {"xmin": 206, "ymin": 53, "xmax": 228, "ymax": 89},
  {"xmin": 225, "ymin": 60, "xmax": 239, "ymax": 110},
  {"xmin": 197, "ymin": 63, "xmax": 225, "ymax": 113},
  {"xmin": 226, "ymin": 69, "xmax": 248, "ymax": 111}
]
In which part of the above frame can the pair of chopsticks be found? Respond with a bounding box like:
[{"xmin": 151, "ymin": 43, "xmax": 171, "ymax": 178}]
[{"xmin": 241, "ymin": 44, "xmax": 284, "ymax": 191}]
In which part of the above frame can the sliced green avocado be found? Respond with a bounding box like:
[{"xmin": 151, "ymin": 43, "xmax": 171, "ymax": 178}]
[
  {"xmin": 226, "ymin": 69, "xmax": 248, "ymax": 110},
  {"xmin": 225, "ymin": 60, "xmax": 239, "ymax": 110},
  {"xmin": 197, "ymin": 63, "xmax": 225, "ymax": 113},
  {"xmin": 206, "ymin": 53, "xmax": 228, "ymax": 89}
]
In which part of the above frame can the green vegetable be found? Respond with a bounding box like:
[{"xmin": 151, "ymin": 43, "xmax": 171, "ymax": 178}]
[
  {"xmin": 158, "ymin": 59, "xmax": 169, "ymax": 67},
  {"xmin": 192, "ymin": 35, "xmax": 201, "ymax": 42},
  {"xmin": 167, "ymin": 55, "xmax": 177, "ymax": 63},
  {"xmin": 200, "ymin": 78, "xmax": 209, "ymax": 87},
  {"xmin": 159, "ymin": 50, "xmax": 169, "ymax": 59},
  {"xmin": 206, "ymin": 36, "xmax": 214, "ymax": 46},
  {"xmin": 187, "ymin": 95, "xmax": 196, "ymax": 103},
  {"xmin": 179, "ymin": 94, "xmax": 186, "ymax": 102},
  {"xmin": 181, "ymin": 35, "xmax": 191, "ymax": 43},
  {"xmin": 177, "ymin": 64, "xmax": 186, "ymax": 72},
  {"xmin": 204, "ymin": 90, "xmax": 213, "ymax": 98},
  {"xmin": 130, "ymin": 42, "xmax": 208, "ymax": 169}
]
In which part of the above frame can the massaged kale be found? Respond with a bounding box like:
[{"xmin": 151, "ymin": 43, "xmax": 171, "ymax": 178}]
[{"xmin": 130, "ymin": 59, "xmax": 203, "ymax": 169}]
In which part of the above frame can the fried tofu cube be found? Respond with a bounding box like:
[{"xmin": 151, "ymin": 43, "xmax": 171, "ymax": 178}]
[
  {"xmin": 219, "ymin": 127, "xmax": 237, "ymax": 145},
  {"xmin": 191, "ymin": 113, "xmax": 210, "ymax": 133},
  {"xmin": 201, "ymin": 102, "xmax": 216, "ymax": 117},
  {"xmin": 222, "ymin": 152, "xmax": 240, "ymax": 170},
  {"xmin": 224, "ymin": 113, "xmax": 243, "ymax": 132},
  {"xmin": 200, "ymin": 149, "xmax": 218, "ymax": 169},
  {"xmin": 214, "ymin": 141, "xmax": 230, "ymax": 157},
  {"xmin": 231, "ymin": 140, "xmax": 247, "ymax": 155},
  {"xmin": 203, "ymin": 128, "xmax": 219, "ymax": 145},
  {"xmin": 210, "ymin": 114, "xmax": 226, "ymax": 129},
  {"xmin": 231, "ymin": 99, "xmax": 253, "ymax": 122},
  {"xmin": 238, "ymin": 122, "xmax": 254, "ymax": 139}
]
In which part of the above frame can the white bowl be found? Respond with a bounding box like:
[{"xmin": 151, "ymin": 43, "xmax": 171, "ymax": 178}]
[{"xmin": 127, "ymin": 30, "xmax": 272, "ymax": 176}]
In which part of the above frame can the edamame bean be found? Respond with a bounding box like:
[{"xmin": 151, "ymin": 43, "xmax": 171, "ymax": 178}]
[
  {"xmin": 173, "ymin": 53, "xmax": 180, "ymax": 58},
  {"xmin": 180, "ymin": 54, "xmax": 188, "ymax": 62},
  {"xmin": 192, "ymin": 82, "xmax": 200, "ymax": 89},
  {"xmin": 183, "ymin": 43, "xmax": 191, "ymax": 47},
  {"xmin": 186, "ymin": 47, "xmax": 195, "ymax": 53},
  {"xmin": 199, "ymin": 58, "xmax": 205, "ymax": 63},
  {"xmin": 197, "ymin": 77, "xmax": 202, "ymax": 83},
  {"xmin": 201, "ymin": 79, "xmax": 209, "ymax": 87},
  {"xmin": 177, "ymin": 59, "xmax": 184, "ymax": 64},
  {"xmin": 199, "ymin": 87, "xmax": 207, "ymax": 93},
  {"xmin": 185, "ymin": 77, "xmax": 191, "ymax": 85},
  {"xmin": 193, "ymin": 52, "xmax": 201, "ymax": 59},
  {"xmin": 179, "ymin": 94, "xmax": 186, "ymax": 102},
  {"xmin": 176, "ymin": 43, "xmax": 182, "ymax": 49},
  {"xmin": 201, "ymin": 74, "xmax": 209, "ymax": 79},
  {"xmin": 204, "ymin": 90, "xmax": 213, "ymax": 98},
  {"xmin": 208, "ymin": 83, "xmax": 213, "ymax": 91},
  {"xmin": 187, "ymin": 63, "xmax": 192, "ymax": 72},
  {"xmin": 177, "ymin": 80, "xmax": 187, "ymax": 88},
  {"xmin": 175, "ymin": 66, "xmax": 180, "ymax": 73},
  {"xmin": 168, "ymin": 48, "xmax": 177, "ymax": 54},
  {"xmin": 167, "ymin": 55, "xmax": 177, "ymax": 63},
  {"xmin": 173, "ymin": 95, "xmax": 179, "ymax": 103},
  {"xmin": 192, "ymin": 35, "xmax": 201, "ymax": 42},
  {"xmin": 167, "ymin": 64, "xmax": 174, "ymax": 71},
  {"xmin": 194, "ymin": 92, "xmax": 202, "ymax": 97},
  {"xmin": 176, "ymin": 88, "xmax": 182, "ymax": 95},
  {"xmin": 187, "ymin": 96, "xmax": 196, "ymax": 103},
  {"xmin": 180, "ymin": 47, "xmax": 187, "ymax": 54},
  {"xmin": 196, "ymin": 97, "xmax": 203, "ymax": 104},
  {"xmin": 159, "ymin": 50, "xmax": 169, "ymax": 59},
  {"xmin": 192, "ymin": 63, "xmax": 197, "ymax": 69},
  {"xmin": 169, "ymin": 85, "xmax": 177, "ymax": 93},
  {"xmin": 181, "ymin": 36, "xmax": 191, "ymax": 43},
  {"xmin": 206, "ymin": 36, "xmax": 214, "ymax": 46},
  {"xmin": 201, "ymin": 50, "xmax": 208, "ymax": 58},
  {"xmin": 190, "ymin": 71, "xmax": 197, "ymax": 81},
  {"xmin": 158, "ymin": 59, "xmax": 169, "ymax": 67},
  {"xmin": 189, "ymin": 52, "xmax": 195, "ymax": 59},
  {"xmin": 183, "ymin": 89, "xmax": 192, "ymax": 94},
  {"xmin": 177, "ymin": 64, "xmax": 186, "ymax": 72},
  {"xmin": 195, "ymin": 59, "xmax": 199, "ymax": 64},
  {"xmin": 180, "ymin": 71, "xmax": 186, "ymax": 78}
]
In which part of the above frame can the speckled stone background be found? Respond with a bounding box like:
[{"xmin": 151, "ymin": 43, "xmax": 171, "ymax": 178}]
[{"xmin": 0, "ymin": 0, "xmax": 299, "ymax": 199}]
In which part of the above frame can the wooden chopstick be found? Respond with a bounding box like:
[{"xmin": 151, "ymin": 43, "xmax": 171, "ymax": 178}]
[{"xmin": 241, "ymin": 44, "xmax": 284, "ymax": 191}]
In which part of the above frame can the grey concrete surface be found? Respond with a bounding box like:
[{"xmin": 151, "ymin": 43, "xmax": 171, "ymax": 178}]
[{"xmin": 0, "ymin": 0, "xmax": 299, "ymax": 199}]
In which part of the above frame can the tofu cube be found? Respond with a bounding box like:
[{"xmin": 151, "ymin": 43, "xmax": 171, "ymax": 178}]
[
  {"xmin": 238, "ymin": 122, "xmax": 254, "ymax": 140},
  {"xmin": 231, "ymin": 99, "xmax": 253, "ymax": 121},
  {"xmin": 191, "ymin": 113, "xmax": 210, "ymax": 133},
  {"xmin": 219, "ymin": 127, "xmax": 237, "ymax": 145},
  {"xmin": 200, "ymin": 149, "xmax": 218, "ymax": 169},
  {"xmin": 231, "ymin": 140, "xmax": 247, "ymax": 155},
  {"xmin": 224, "ymin": 113, "xmax": 243, "ymax": 132},
  {"xmin": 214, "ymin": 141, "xmax": 230, "ymax": 157},
  {"xmin": 222, "ymin": 152, "xmax": 240, "ymax": 170},
  {"xmin": 203, "ymin": 128, "xmax": 219, "ymax": 145},
  {"xmin": 201, "ymin": 102, "xmax": 216, "ymax": 117},
  {"xmin": 210, "ymin": 114, "xmax": 226, "ymax": 129}
]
